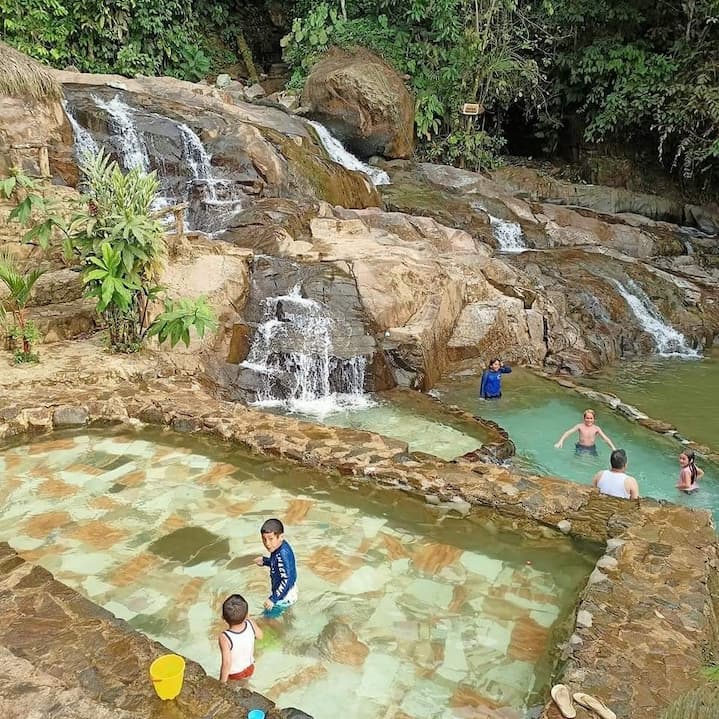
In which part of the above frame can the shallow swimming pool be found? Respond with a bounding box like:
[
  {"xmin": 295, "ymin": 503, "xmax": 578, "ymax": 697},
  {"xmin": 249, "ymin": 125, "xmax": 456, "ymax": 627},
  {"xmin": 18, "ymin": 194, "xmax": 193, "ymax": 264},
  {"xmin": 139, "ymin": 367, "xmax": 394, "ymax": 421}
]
[
  {"xmin": 436, "ymin": 367, "xmax": 719, "ymax": 523},
  {"xmin": 0, "ymin": 429, "xmax": 597, "ymax": 719},
  {"xmin": 290, "ymin": 389, "xmax": 492, "ymax": 461}
]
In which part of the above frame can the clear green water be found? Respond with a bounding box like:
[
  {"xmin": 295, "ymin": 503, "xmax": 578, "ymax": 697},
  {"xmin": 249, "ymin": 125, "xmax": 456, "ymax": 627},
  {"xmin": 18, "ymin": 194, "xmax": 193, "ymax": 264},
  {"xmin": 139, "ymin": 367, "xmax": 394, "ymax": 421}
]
[
  {"xmin": 0, "ymin": 429, "xmax": 597, "ymax": 719},
  {"xmin": 293, "ymin": 391, "xmax": 490, "ymax": 461},
  {"xmin": 581, "ymin": 348, "xmax": 719, "ymax": 452},
  {"xmin": 436, "ymin": 367, "xmax": 719, "ymax": 523}
]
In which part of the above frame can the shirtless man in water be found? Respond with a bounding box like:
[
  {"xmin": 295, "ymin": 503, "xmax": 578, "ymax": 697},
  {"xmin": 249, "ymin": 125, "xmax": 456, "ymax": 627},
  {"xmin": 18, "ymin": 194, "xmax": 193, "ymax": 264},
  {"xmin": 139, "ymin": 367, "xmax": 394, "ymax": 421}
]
[{"xmin": 554, "ymin": 409, "xmax": 616, "ymax": 456}]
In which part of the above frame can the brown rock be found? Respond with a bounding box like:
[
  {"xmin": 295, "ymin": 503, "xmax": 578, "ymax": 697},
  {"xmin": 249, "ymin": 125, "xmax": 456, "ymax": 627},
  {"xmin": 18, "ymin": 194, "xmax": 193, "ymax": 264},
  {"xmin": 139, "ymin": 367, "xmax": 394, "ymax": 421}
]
[
  {"xmin": 303, "ymin": 47, "xmax": 414, "ymax": 159},
  {"xmin": 317, "ymin": 618, "xmax": 369, "ymax": 666},
  {"xmin": 507, "ymin": 615, "xmax": 549, "ymax": 662}
]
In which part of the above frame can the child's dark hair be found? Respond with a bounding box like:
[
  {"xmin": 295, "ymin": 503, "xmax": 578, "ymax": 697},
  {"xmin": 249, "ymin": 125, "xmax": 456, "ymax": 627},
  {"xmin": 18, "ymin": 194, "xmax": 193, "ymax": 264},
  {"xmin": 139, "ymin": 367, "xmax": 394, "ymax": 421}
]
[
  {"xmin": 222, "ymin": 594, "xmax": 248, "ymax": 624},
  {"xmin": 261, "ymin": 518, "xmax": 284, "ymax": 535},
  {"xmin": 682, "ymin": 449, "xmax": 698, "ymax": 483},
  {"xmin": 489, "ymin": 358, "xmax": 500, "ymax": 366}
]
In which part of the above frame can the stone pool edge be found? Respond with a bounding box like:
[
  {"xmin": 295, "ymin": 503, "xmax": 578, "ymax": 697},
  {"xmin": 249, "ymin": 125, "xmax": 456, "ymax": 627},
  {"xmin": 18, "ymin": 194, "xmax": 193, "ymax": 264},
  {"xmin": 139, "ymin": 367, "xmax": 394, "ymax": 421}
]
[{"xmin": 2, "ymin": 378, "xmax": 718, "ymax": 719}]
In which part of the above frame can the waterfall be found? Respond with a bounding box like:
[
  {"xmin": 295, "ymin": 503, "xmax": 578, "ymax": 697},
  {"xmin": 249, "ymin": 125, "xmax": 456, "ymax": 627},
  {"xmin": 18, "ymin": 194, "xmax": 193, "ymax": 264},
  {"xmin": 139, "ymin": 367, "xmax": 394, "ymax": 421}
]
[
  {"xmin": 178, "ymin": 123, "xmax": 219, "ymax": 202},
  {"xmin": 490, "ymin": 215, "xmax": 526, "ymax": 253},
  {"xmin": 307, "ymin": 120, "xmax": 391, "ymax": 186},
  {"xmin": 62, "ymin": 102, "xmax": 99, "ymax": 162},
  {"xmin": 92, "ymin": 95, "xmax": 150, "ymax": 172},
  {"xmin": 612, "ymin": 279, "xmax": 699, "ymax": 357},
  {"xmin": 241, "ymin": 285, "xmax": 373, "ymax": 415}
]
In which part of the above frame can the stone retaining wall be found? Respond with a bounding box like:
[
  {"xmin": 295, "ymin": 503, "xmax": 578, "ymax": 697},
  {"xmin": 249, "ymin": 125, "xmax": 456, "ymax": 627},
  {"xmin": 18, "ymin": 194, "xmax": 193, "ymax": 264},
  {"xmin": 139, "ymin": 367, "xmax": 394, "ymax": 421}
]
[{"xmin": 2, "ymin": 374, "xmax": 718, "ymax": 719}]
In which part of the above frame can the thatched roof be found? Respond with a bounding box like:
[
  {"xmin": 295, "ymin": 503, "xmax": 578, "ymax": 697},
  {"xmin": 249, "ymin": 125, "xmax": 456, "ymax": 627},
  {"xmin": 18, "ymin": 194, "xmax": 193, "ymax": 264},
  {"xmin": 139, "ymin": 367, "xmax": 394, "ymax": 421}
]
[{"xmin": 0, "ymin": 41, "xmax": 61, "ymax": 101}]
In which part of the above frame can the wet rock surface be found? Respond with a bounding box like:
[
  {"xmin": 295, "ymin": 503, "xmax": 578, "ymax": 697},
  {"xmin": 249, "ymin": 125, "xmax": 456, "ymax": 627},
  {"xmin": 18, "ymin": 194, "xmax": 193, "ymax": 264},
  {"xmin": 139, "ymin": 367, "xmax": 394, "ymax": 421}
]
[{"xmin": 60, "ymin": 74, "xmax": 380, "ymax": 215}]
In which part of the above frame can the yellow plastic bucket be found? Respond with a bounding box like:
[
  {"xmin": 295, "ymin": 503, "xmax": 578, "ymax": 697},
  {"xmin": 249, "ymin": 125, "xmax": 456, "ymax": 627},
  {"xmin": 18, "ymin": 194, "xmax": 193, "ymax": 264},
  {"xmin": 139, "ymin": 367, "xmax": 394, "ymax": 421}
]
[{"xmin": 149, "ymin": 654, "xmax": 185, "ymax": 700}]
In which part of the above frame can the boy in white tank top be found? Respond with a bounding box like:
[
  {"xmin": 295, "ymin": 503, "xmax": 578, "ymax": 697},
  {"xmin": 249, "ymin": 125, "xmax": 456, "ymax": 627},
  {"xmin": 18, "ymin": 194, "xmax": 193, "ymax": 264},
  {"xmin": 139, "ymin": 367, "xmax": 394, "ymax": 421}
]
[
  {"xmin": 219, "ymin": 594, "xmax": 263, "ymax": 682},
  {"xmin": 592, "ymin": 449, "xmax": 639, "ymax": 499}
]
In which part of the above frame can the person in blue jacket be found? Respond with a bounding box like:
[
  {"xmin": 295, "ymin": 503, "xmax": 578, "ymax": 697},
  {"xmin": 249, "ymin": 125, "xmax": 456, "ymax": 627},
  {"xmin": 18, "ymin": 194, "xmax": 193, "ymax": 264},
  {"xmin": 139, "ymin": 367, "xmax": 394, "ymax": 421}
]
[
  {"xmin": 254, "ymin": 518, "xmax": 298, "ymax": 614},
  {"xmin": 479, "ymin": 358, "xmax": 512, "ymax": 399}
]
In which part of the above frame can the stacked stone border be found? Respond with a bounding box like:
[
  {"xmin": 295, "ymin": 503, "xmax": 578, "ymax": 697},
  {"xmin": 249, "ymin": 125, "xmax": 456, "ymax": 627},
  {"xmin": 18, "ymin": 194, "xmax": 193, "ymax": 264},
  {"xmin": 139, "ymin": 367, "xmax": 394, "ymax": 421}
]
[{"xmin": 1, "ymin": 377, "xmax": 718, "ymax": 719}]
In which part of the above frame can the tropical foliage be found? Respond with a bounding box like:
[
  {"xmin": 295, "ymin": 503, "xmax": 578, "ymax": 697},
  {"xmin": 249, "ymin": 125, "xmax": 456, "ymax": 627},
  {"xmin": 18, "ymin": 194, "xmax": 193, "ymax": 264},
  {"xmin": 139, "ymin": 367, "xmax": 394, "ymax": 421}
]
[
  {"xmin": 1, "ymin": 156, "xmax": 218, "ymax": 357},
  {"xmin": 0, "ymin": 249, "xmax": 44, "ymax": 363},
  {"xmin": 1, "ymin": 0, "xmax": 717, "ymax": 184},
  {"xmin": 65, "ymin": 151, "xmax": 218, "ymax": 353},
  {"xmin": 282, "ymin": 0, "xmax": 719, "ymax": 184},
  {"xmin": 539, "ymin": 0, "xmax": 719, "ymax": 186},
  {"xmin": 282, "ymin": 0, "xmax": 544, "ymax": 170}
]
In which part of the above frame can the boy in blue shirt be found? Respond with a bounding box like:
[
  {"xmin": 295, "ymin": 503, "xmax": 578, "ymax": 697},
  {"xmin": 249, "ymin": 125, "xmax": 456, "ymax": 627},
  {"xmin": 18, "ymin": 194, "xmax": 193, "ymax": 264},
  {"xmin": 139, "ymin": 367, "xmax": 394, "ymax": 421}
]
[
  {"xmin": 254, "ymin": 518, "xmax": 298, "ymax": 614},
  {"xmin": 479, "ymin": 358, "xmax": 512, "ymax": 399}
]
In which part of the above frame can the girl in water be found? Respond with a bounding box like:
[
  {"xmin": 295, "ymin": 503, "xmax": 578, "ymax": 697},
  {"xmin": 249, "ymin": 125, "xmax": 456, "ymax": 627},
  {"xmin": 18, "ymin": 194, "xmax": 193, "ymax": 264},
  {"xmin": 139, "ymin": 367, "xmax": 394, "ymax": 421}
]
[{"xmin": 676, "ymin": 449, "xmax": 704, "ymax": 492}]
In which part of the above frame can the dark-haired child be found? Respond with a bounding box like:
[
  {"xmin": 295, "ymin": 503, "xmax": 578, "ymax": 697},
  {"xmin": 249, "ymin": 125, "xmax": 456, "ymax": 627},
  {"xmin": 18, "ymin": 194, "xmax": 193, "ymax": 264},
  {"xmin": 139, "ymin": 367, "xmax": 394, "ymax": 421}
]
[
  {"xmin": 254, "ymin": 518, "xmax": 298, "ymax": 613},
  {"xmin": 479, "ymin": 358, "xmax": 512, "ymax": 400},
  {"xmin": 677, "ymin": 449, "xmax": 704, "ymax": 492},
  {"xmin": 218, "ymin": 593, "xmax": 263, "ymax": 682}
]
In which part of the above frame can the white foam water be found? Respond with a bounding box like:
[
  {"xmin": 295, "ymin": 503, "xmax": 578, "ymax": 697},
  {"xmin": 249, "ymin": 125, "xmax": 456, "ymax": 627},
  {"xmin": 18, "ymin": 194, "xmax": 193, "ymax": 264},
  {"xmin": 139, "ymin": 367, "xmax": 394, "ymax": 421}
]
[
  {"xmin": 612, "ymin": 279, "xmax": 699, "ymax": 357},
  {"xmin": 490, "ymin": 215, "xmax": 526, "ymax": 253},
  {"xmin": 241, "ymin": 285, "xmax": 374, "ymax": 416},
  {"xmin": 92, "ymin": 95, "xmax": 150, "ymax": 172},
  {"xmin": 177, "ymin": 123, "xmax": 221, "ymax": 202},
  {"xmin": 62, "ymin": 101, "xmax": 99, "ymax": 162},
  {"xmin": 307, "ymin": 120, "xmax": 391, "ymax": 186}
]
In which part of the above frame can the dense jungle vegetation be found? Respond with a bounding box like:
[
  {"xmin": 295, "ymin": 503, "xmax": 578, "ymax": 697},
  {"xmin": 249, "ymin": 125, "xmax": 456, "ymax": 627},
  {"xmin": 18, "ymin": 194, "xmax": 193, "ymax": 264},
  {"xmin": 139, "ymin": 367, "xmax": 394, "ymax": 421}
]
[{"xmin": 1, "ymin": 0, "xmax": 717, "ymax": 188}]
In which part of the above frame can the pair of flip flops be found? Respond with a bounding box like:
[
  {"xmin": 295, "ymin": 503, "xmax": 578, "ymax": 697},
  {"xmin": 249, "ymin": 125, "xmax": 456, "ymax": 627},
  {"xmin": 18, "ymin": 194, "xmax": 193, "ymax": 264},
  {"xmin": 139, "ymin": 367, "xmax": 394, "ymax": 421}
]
[{"xmin": 551, "ymin": 684, "xmax": 616, "ymax": 719}]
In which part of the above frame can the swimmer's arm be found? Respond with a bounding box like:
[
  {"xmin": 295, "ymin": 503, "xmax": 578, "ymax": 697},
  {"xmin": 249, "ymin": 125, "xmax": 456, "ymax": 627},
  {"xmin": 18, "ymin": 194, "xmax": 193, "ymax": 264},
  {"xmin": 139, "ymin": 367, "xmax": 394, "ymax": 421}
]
[
  {"xmin": 596, "ymin": 427, "xmax": 616, "ymax": 451},
  {"xmin": 555, "ymin": 424, "xmax": 580, "ymax": 448},
  {"xmin": 591, "ymin": 470, "xmax": 602, "ymax": 488},
  {"xmin": 627, "ymin": 476, "xmax": 640, "ymax": 499},
  {"xmin": 249, "ymin": 617, "xmax": 263, "ymax": 641},
  {"xmin": 219, "ymin": 633, "xmax": 232, "ymax": 682},
  {"xmin": 697, "ymin": 466, "xmax": 705, "ymax": 480}
]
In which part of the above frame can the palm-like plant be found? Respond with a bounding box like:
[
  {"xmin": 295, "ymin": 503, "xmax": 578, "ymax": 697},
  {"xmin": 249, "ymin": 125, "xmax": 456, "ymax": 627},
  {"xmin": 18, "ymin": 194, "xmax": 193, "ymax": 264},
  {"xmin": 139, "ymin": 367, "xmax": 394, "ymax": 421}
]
[{"xmin": 0, "ymin": 249, "xmax": 45, "ymax": 359}]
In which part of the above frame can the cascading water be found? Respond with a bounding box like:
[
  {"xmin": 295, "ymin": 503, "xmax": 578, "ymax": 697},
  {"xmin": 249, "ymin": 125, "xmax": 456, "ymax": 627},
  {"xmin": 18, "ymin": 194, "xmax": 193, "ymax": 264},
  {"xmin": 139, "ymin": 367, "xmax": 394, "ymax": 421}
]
[
  {"xmin": 470, "ymin": 200, "xmax": 527, "ymax": 253},
  {"xmin": 241, "ymin": 285, "xmax": 373, "ymax": 415},
  {"xmin": 490, "ymin": 215, "xmax": 526, "ymax": 253},
  {"xmin": 178, "ymin": 123, "xmax": 219, "ymax": 202},
  {"xmin": 307, "ymin": 120, "xmax": 391, "ymax": 186},
  {"xmin": 612, "ymin": 279, "xmax": 699, "ymax": 357},
  {"xmin": 62, "ymin": 102, "xmax": 99, "ymax": 162},
  {"xmin": 91, "ymin": 95, "xmax": 150, "ymax": 172}
]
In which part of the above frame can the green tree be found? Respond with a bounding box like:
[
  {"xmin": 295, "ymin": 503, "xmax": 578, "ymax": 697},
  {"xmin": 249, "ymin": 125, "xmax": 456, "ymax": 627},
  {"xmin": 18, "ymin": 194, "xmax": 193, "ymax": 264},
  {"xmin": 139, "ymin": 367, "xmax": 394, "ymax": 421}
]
[
  {"xmin": 535, "ymin": 0, "xmax": 719, "ymax": 186},
  {"xmin": 282, "ymin": 0, "xmax": 546, "ymax": 169}
]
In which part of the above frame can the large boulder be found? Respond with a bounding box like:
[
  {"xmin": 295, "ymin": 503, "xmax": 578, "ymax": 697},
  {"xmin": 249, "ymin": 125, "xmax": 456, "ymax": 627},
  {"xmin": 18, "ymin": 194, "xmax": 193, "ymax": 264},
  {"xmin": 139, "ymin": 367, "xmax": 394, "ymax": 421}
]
[{"xmin": 302, "ymin": 48, "xmax": 414, "ymax": 159}]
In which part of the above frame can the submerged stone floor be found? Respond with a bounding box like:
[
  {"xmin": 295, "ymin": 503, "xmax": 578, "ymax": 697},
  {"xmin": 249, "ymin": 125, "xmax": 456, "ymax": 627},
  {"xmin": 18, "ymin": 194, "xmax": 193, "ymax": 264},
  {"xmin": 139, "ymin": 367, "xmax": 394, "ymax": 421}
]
[{"xmin": 1, "ymin": 342, "xmax": 718, "ymax": 718}]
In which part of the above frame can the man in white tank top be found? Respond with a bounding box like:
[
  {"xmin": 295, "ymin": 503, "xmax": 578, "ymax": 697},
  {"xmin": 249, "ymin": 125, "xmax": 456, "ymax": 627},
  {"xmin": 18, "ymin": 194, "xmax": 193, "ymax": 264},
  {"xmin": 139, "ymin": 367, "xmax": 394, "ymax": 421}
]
[{"xmin": 592, "ymin": 449, "xmax": 639, "ymax": 499}]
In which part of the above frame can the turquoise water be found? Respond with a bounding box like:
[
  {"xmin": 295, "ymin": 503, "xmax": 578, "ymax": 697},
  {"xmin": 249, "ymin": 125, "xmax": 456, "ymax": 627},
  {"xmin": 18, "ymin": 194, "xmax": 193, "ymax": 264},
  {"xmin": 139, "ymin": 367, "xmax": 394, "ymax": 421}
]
[
  {"xmin": 581, "ymin": 348, "xmax": 719, "ymax": 452},
  {"xmin": 0, "ymin": 429, "xmax": 597, "ymax": 719},
  {"xmin": 293, "ymin": 390, "xmax": 490, "ymax": 461},
  {"xmin": 436, "ymin": 367, "xmax": 719, "ymax": 523}
]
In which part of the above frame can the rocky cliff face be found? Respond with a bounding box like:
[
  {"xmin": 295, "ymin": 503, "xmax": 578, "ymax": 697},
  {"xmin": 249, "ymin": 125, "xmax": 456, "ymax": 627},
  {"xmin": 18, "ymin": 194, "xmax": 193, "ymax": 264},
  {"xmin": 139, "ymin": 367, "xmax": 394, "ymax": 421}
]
[{"xmin": 2, "ymin": 61, "xmax": 718, "ymax": 393}]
